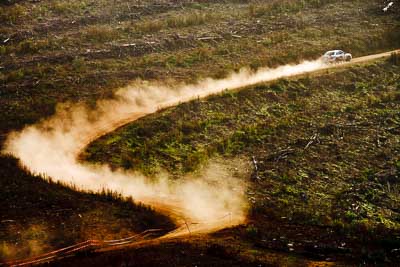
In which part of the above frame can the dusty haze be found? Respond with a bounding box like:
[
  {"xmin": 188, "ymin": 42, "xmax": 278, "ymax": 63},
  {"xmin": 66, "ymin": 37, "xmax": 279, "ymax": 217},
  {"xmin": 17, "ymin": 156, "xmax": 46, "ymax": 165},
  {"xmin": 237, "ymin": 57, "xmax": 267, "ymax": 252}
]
[{"xmin": 2, "ymin": 59, "xmax": 325, "ymax": 234}]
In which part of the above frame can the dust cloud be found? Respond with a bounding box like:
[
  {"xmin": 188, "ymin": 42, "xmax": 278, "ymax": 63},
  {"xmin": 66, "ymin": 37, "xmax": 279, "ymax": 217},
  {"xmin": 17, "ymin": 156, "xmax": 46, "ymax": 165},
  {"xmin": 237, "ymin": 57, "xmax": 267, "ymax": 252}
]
[{"xmin": 2, "ymin": 59, "xmax": 325, "ymax": 233}]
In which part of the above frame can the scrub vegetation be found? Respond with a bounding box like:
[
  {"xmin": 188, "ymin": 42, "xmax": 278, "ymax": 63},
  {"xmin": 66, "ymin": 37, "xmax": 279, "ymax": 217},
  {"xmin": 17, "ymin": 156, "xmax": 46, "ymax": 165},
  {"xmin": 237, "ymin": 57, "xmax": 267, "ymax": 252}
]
[{"xmin": 0, "ymin": 0, "xmax": 399, "ymax": 265}]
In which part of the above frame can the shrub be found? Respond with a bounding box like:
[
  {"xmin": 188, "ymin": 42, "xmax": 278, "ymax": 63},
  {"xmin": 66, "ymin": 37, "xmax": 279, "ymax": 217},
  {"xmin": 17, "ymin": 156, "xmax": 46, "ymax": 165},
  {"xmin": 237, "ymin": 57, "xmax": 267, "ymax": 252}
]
[
  {"xmin": 134, "ymin": 11, "xmax": 214, "ymax": 33},
  {"xmin": 248, "ymin": 4, "xmax": 269, "ymax": 17},
  {"xmin": 389, "ymin": 52, "xmax": 400, "ymax": 66},
  {"xmin": 72, "ymin": 57, "xmax": 86, "ymax": 72},
  {"xmin": 135, "ymin": 20, "xmax": 163, "ymax": 33},
  {"xmin": 166, "ymin": 12, "xmax": 213, "ymax": 28},
  {"xmin": 85, "ymin": 25, "xmax": 119, "ymax": 42},
  {"xmin": 248, "ymin": 0, "xmax": 330, "ymax": 17},
  {"xmin": 0, "ymin": 4, "xmax": 25, "ymax": 24},
  {"xmin": 245, "ymin": 225, "xmax": 259, "ymax": 239},
  {"xmin": 345, "ymin": 210, "xmax": 358, "ymax": 222},
  {"xmin": 18, "ymin": 40, "xmax": 39, "ymax": 54},
  {"xmin": 6, "ymin": 69, "xmax": 24, "ymax": 82},
  {"xmin": 15, "ymin": 39, "xmax": 56, "ymax": 55},
  {"xmin": 51, "ymin": 1, "xmax": 87, "ymax": 15},
  {"xmin": 0, "ymin": 46, "xmax": 6, "ymax": 55}
]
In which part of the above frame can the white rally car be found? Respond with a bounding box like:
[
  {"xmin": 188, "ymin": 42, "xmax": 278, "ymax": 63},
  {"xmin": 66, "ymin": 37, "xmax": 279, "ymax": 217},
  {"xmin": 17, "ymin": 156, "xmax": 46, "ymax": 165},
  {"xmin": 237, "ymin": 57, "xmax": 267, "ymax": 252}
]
[{"xmin": 322, "ymin": 50, "xmax": 352, "ymax": 64}]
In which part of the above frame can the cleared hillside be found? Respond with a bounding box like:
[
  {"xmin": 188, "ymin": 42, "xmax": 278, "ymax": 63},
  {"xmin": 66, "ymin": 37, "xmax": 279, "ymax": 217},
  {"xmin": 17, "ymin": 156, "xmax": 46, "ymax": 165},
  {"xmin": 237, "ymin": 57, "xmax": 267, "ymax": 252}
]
[{"xmin": 1, "ymin": 0, "xmax": 399, "ymax": 265}]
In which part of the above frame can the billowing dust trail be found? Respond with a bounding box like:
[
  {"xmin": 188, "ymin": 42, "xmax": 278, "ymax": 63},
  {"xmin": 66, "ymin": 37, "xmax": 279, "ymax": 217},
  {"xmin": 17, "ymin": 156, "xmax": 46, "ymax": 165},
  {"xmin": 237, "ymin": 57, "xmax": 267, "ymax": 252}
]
[{"xmin": 3, "ymin": 51, "xmax": 396, "ymax": 239}]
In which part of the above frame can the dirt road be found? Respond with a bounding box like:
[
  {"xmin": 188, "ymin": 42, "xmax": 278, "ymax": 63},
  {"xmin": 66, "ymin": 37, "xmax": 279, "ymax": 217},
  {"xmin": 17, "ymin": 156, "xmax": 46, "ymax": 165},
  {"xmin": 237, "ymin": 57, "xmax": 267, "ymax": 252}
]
[{"xmin": 348, "ymin": 50, "xmax": 399, "ymax": 64}]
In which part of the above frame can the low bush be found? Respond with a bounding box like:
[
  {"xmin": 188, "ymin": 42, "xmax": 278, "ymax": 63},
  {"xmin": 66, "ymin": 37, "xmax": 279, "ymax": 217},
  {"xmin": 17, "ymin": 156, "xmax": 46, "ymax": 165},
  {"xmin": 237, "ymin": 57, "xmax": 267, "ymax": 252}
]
[
  {"xmin": 51, "ymin": 0, "xmax": 87, "ymax": 15},
  {"xmin": 389, "ymin": 52, "xmax": 400, "ymax": 65},
  {"xmin": 245, "ymin": 225, "xmax": 260, "ymax": 239},
  {"xmin": 135, "ymin": 12, "xmax": 215, "ymax": 34},
  {"xmin": 0, "ymin": 3, "xmax": 25, "ymax": 24},
  {"xmin": 85, "ymin": 25, "xmax": 119, "ymax": 42}
]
